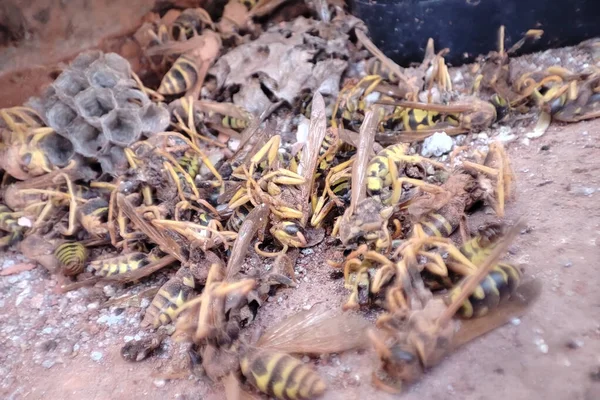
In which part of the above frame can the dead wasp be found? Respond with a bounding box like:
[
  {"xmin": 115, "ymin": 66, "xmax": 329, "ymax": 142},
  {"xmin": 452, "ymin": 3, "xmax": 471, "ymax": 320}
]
[
  {"xmin": 171, "ymin": 8, "xmax": 214, "ymax": 41},
  {"xmin": 369, "ymin": 221, "xmax": 541, "ymax": 393},
  {"xmin": 237, "ymin": 305, "xmax": 368, "ymax": 399},
  {"xmin": 77, "ymin": 197, "xmax": 109, "ymax": 238},
  {"xmin": 142, "ymin": 267, "xmax": 197, "ymax": 328},
  {"xmin": 365, "ymin": 142, "xmax": 445, "ymax": 206},
  {"xmin": 90, "ymin": 252, "xmax": 158, "ymax": 277},
  {"xmin": 153, "ymin": 30, "xmax": 221, "ymax": 98},
  {"xmin": 230, "ymin": 94, "xmax": 328, "ymax": 258},
  {"xmin": 54, "ymin": 242, "xmax": 88, "ymax": 276}
]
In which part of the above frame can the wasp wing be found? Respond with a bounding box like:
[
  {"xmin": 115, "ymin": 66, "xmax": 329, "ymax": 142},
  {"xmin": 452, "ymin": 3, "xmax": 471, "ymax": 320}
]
[
  {"xmin": 225, "ymin": 204, "xmax": 269, "ymax": 280},
  {"xmin": 349, "ymin": 106, "xmax": 379, "ymax": 213},
  {"xmin": 256, "ymin": 303, "xmax": 370, "ymax": 354},
  {"xmin": 451, "ymin": 279, "xmax": 541, "ymax": 350},
  {"xmin": 117, "ymin": 194, "xmax": 186, "ymax": 263},
  {"xmin": 355, "ymin": 29, "xmax": 415, "ymax": 94},
  {"xmin": 298, "ymin": 92, "xmax": 327, "ymax": 226},
  {"xmin": 437, "ymin": 219, "xmax": 526, "ymax": 326}
]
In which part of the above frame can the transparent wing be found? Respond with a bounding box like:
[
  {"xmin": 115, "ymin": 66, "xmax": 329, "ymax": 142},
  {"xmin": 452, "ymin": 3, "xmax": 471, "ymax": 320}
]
[
  {"xmin": 298, "ymin": 92, "xmax": 327, "ymax": 225},
  {"xmin": 225, "ymin": 204, "xmax": 269, "ymax": 280},
  {"xmin": 256, "ymin": 303, "xmax": 370, "ymax": 354},
  {"xmin": 349, "ymin": 106, "xmax": 378, "ymax": 213},
  {"xmin": 451, "ymin": 279, "xmax": 541, "ymax": 350},
  {"xmin": 117, "ymin": 194, "xmax": 186, "ymax": 262}
]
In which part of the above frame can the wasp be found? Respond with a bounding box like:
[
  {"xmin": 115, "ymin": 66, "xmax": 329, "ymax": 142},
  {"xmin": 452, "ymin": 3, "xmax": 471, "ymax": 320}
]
[
  {"xmin": 142, "ymin": 267, "xmax": 197, "ymax": 328},
  {"xmin": 54, "ymin": 242, "xmax": 88, "ymax": 276},
  {"xmin": 171, "ymin": 8, "xmax": 213, "ymax": 41},
  {"xmin": 90, "ymin": 252, "xmax": 157, "ymax": 277},
  {"xmin": 153, "ymin": 30, "xmax": 221, "ymax": 98},
  {"xmin": 77, "ymin": 197, "xmax": 109, "ymax": 238},
  {"xmin": 237, "ymin": 306, "xmax": 368, "ymax": 399},
  {"xmin": 369, "ymin": 221, "xmax": 541, "ymax": 393},
  {"xmin": 366, "ymin": 142, "xmax": 446, "ymax": 206}
]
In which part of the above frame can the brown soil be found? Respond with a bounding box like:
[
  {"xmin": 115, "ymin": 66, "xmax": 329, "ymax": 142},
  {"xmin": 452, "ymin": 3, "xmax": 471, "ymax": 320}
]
[{"xmin": 1, "ymin": 118, "xmax": 599, "ymax": 400}]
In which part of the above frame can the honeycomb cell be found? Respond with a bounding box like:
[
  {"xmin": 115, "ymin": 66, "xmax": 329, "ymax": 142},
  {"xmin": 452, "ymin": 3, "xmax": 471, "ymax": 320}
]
[
  {"xmin": 101, "ymin": 109, "xmax": 142, "ymax": 146},
  {"xmin": 98, "ymin": 146, "xmax": 128, "ymax": 174},
  {"xmin": 38, "ymin": 132, "xmax": 75, "ymax": 167},
  {"xmin": 53, "ymin": 69, "xmax": 89, "ymax": 99},
  {"xmin": 70, "ymin": 51, "xmax": 103, "ymax": 71},
  {"xmin": 103, "ymin": 53, "xmax": 131, "ymax": 78},
  {"xmin": 140, "ymin": 103, "xmax": 170, "ymax": 134},
  {"xmin": 65, "ymin": 117, "xmax": 108, "ymax": 157},
  {"xmin": 46, "ymin": 101, "xmax": 77, "ymax": 132},
  {"xmin": 115, "ymin": 88, "xmax": 149, "ymax": 109},
  {"xmin": 74, "ymin": 87, "xmax": 117, "ymax": 121},
  {"xmin": 87, "ymin": 66, "xmax": 121, "ymax": 89}
]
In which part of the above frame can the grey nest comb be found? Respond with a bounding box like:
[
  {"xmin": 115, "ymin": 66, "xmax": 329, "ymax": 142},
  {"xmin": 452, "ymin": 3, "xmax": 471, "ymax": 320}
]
[{"xmin": 28, "ymin": 51, "xmax": 170, "ymax": 175}]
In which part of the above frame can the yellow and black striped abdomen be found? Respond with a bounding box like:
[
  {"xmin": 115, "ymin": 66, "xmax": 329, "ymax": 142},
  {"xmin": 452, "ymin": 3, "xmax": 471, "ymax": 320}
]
[
  {"xmin": 226, "ymin": 203, "xmax": 253, "ymax": 233},
  {"xmin": 142, "ymin": 272, "xmax": 195, "ymax": 328},
  {"xmin": 158, "ymin": 54, "xmax": 198, "ymax": 95},
  {"xmin": 0, "ymin": 205, "xmax": 21, "ymax": 233},
  {"xmin": 178, "ymin": 154, "xmax": 201, "ymax": 179},
  {"xmin": 240, "ymin": 349, "xmax": 326, "ymax": 400},
  {"xmin": 0, "ymin": 231, "xmax": 23, "ymax": 249},
  {"xmin": 91, "ymin": 252, "xmax": 150, "ymax": 277},
  {"xmin": 403, "ymin": 109, "xmax": 441, "ymax": 131},
  {"xmin": 55, "ymin": 242, "xmax": 88, "ymax": 276},
  {"xmin": 366, "ymin": 155, "xmax": 391, "ymax": 196},
  {"xmin": 222, "ymin": 115, "xmax": 248, "ymax": 130},
  {"xmin": 419, "ymin": 210, "xmax": 457, "ymax": 238},
  {"xmin": 450, "ymin": 263, "xmax": 522, "ymax": 318}
]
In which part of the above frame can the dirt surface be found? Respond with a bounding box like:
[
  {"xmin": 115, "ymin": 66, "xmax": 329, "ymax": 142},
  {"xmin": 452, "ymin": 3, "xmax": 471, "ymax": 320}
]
[{"xmin": 1, "ymin": 115, "xmax": 599, "ymax": 400}]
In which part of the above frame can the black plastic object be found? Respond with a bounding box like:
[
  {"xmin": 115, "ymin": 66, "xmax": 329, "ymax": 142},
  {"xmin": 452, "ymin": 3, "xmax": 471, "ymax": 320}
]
[{"xmin": 350, "ymin": 0, "xmax": 600, "ymax": 66}]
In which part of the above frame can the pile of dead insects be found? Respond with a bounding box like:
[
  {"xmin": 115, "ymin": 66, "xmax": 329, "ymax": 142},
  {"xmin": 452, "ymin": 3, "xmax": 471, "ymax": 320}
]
[{"xmin": 1, "ymin": 0, "xmax": 599, "ymax": 398}]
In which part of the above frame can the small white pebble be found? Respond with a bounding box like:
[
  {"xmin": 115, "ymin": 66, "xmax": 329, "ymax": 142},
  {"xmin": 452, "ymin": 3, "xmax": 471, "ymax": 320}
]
[
  {"xmin": 510, "ymin": 318, "xmax": 521, "ymax": 326},
  {"xmin": 103, "ymin": 285, "xmax": 116, "ymax": 297},
  {"xmin": 302, "ymin": 304, "xmax": 312, "ymax": 311},
  {"xmin": 17, "ymin": 217, "xmax": 32, "ymax": 228},
  {"xmin": 123, "ymin": 336, "xmax": 134, "ymax": 343},
  {"xmin": 153, "ymin": 379, "xmax": 166, "ymax": 388},
  {"xmin": 90, "ymin": 351, "xmax": 103, "ymax": 362},
  {"xmin": 87, "ymin": 302, "xmax": 99, "ymax": 310}
]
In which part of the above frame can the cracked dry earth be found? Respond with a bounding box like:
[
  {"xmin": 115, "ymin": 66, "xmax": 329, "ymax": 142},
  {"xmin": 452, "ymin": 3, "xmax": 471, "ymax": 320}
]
[{"xmin": 1, "ymin": 119, "xmax": 600, "ymax": 400}]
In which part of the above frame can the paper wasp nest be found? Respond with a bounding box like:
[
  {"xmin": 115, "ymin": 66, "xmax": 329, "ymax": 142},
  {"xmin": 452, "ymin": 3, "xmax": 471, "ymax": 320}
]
[{"xmin": 29, "ymin": 51, "xmax": 170, "ymax": 174}]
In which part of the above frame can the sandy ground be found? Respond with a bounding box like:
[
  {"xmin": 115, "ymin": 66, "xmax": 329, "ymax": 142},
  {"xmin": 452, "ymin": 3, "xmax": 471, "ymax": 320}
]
[{"xmin": 1, "ymin": 116, "xmax": 599, "ymax": 400}]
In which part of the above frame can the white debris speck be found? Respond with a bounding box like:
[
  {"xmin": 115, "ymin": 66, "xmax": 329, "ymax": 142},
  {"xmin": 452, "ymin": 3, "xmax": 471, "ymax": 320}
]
[
  {"xmin": 140, "ymin": 298, "xmax": 151, "ymax": 308},
  {"xmin": 17, "ymin": 217, "xmax": 32, "ymax": 228},
  {"xmin": 296, "ymin": 117, "xmax": 310, "ymax": 144},
  {"xmin": 90, "ymin": 351, "xmax": 103, "ymax": 362},
  {"xmin": 521, "ymin": 138, "xmax": 531, "ymax": 146},
  {"xmin": 421, "ymin": 132, "xmax": 453, "ymax": 157},
  {"xmin": 229, "ymin": 138, "xmax": 241, "ymax": 151},
  {"xmin": 581, "ymin": 130, "xmax": 588, "ymax": 136},
  {"xmin": 510, "ymin": 318, "xmax": 521, "ymax": 326},
  {"xmin": 15, "ymin": 286, "xmax": 32, "ymax": 306},
  {"xmin": 534, "ymin": 337, "xmax": 549, "ymax": 354},
  {"xmin": 42, "ymin": 327, "xmax": 54, "ymax": 335},
  {"xmin": 496, "ymin": 126, "xmax": 516, "ymax": 143},
  {"xmin": 87, "ymin": 302, "xmax": 99, "ymax": 310},
  {"xmin": 134, "ymin": 334, "xmax": 142, "ymax": 341},
  {"xmin": 301, "ymin": 248, "xmax": 314, "ymax": 255},
  {"xmin": 103, "ymin": 285, "xmax": 116, "ymax": 297},
  {"xmin": 42, "ymin": 360, "xmax": 56, "ymax": 369},
  {"xmin": 302, "ymin": 304, "xmax": 312, "ymax": 311},
  {"xmin": 97, "ymin": 314, "xmax": 124, "ymax": 326},
  {"xmin": 123, "ymin": 336, "xmax": 134, "ymax": 343},
  {"xmin": 153, "ymin": 379, "xmax": 166, "ymax": 388}
]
